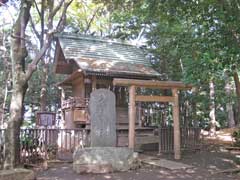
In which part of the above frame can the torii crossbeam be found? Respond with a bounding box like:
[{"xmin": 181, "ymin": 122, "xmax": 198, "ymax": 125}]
[{"xmin": 113, "ymin": 78, "xmax": 193, "ymax": 160}]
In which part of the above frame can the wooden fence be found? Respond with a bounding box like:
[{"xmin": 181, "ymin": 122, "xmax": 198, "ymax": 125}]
[
  {"xmin": 0, "ymin": 127, "xmax": 201, "ymax": 166},
  {"xmin": 159, "ymin": 127, "xmax": 202, "ymax": 153},
  {"xmin": 0, "ymin": 128, "xmax": 89, "ymax": 165}
]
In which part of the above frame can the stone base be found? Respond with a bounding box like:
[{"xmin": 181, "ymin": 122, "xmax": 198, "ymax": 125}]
[
  {"xmin": 73, "ymin": 147, "xmax": 140, "ymax": 174},
  {"xmin": 0, "ymin": 168, "xmax": 35, "ymax": 180}
]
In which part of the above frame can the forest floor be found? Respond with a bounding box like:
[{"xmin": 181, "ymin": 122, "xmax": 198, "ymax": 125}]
[{"xmin": 37, "ymin": 129, "xmax": 240, "ymax": 180}]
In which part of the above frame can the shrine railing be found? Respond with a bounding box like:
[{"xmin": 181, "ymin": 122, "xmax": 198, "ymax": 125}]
[
  {"xmin": 62, "ymin": 97, "xmax": 89, "ymax": 109},
  {"xmin": 159, "ymin": 127, "xmax": 202, "ymax": 153},
  {"xmin": 136, "ymin": 104, "xmax": 165, "ymax": 127},
  {"xmin": 0, "ymin": 127, "xmax": 202, "ymax": 168},
  {"xmin": 0, "ymin": 128, "xmax": 90, "ymax": 166}
]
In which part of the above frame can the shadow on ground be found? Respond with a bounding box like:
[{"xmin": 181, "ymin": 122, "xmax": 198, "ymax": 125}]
[{"xmin": 37, "ymin": 150, "xmax": 240, "ymax": 180}]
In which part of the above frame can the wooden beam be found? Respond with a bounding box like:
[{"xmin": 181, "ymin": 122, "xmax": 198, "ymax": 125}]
[
  {"xmin": 96, "ymin": 79, "xmax": 112, "ymax": 85},
  {"xmin": 54, "ymin": 41, "xmax": 73, "ymax": 74},
  {"xmin": 113, "ymin": 78, "xmax": 192, "ymax": 90},
  {"xmin": 135, "ymin": 135, "xmax": 159, "ymax": 144},
  {"xmin": 129, "ymin": 85, "xmax": 136, "ymax": 149},
  {"xmin": 172, "ymin": 88, "xmax": 181, "ymax": 160},
  {"xmin": 57, "ymin": 70, "xmax": 83, "ymax": 86},
  {"xmin": 72, "ymin": 76, "xmax": 84, "ymax": 85},
  {"xmin": 55, "ymin": 64, "xmax": 73, "ymax": 74},
  {"xmin": 135, "ymin": 95, "xmax": 174, "ymax": 102},
  {"xmin": 60, "ymin": 87, "xmax": 66, "ymax": 127},
  {"xmin": 53, "ymin": 41, "xmax": 61, "ymax": 73},
  {"xmin": 72, "ymin": 76, "xmax": 85, "ymax": 98},
  {"xmin": 92, "ymin": 76, "xmax": 97, "ymax": 91}
]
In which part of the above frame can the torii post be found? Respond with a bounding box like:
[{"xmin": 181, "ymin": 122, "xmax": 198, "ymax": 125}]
[{"xmin": 113, "ymin": 78, "xmax": 193, "ymax": 160}]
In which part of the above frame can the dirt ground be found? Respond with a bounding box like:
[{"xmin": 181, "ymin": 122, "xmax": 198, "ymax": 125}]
[{"xmin": 36, "ymin": 149, "xmax": 240, "ymax": 180}]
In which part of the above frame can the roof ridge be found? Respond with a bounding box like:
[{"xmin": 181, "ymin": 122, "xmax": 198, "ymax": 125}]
[{"xmin": 55, "ymin": 33, "xmax": 136, "ymax": 47}]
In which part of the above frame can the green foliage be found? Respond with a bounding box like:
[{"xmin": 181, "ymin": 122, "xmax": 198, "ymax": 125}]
[
  {"xmin": 102, "ymin": 0, "xmax": 240, "ymax": 127},
  {"xmin": 66, "ymin": 0, "xmax": 110, "ymax": 36},
  {"xmin": 1, "ymin": 0, "xmax": 239, "ymax": 130},
  {"xmin": 21, "ymin": 132, "xmax": 39, "ymax": 150},
  {"xmin": 25, "ymin": 63, "xmax": 64, "ymax": 110}
]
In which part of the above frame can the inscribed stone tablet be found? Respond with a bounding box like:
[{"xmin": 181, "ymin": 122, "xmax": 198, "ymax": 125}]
[{"xmin": 89, "ymin": 89, "xmax": 116, "ymax": 147}]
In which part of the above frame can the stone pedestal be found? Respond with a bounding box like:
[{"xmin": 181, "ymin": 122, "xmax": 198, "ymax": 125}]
[
  {"xmin": 73, "ymin": 89, "xmax": 140, "ymax": 174},
  {"xmin": 73, "ymin": 147, "xmax": 140, "ymax": 173},
  {"xmin": 0, "ymin": 168, "xmax": 35, "ymax": 180}
]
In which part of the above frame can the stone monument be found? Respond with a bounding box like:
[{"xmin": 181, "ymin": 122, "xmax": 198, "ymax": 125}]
[
  {"xmin": 89, "ymin": 89, "xmax": 116, "ymax": 147},
  {"xmin": 73, "ymin": 89, "xmax": 140, "ymax": 174}
]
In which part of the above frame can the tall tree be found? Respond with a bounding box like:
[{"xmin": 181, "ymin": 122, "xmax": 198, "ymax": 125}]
[
  {"xmin": 225, "ymin": 72, "xmax": 235, "ymax": 127},
  {"xmin": 100, "ymin": 0, "xmax": 240, "ymax": 129},
  {"xmin": 66, "ymin": 0, "xmax": 110, "ymax": 36},
  {"xmin": 3, "ymin": 0, "xmax": 73, "ymax": 169}
]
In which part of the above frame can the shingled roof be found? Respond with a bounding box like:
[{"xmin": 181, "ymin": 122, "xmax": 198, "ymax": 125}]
[{"xmin": 54, "ymin": 33, "xmax": 161, "ymax": 79}]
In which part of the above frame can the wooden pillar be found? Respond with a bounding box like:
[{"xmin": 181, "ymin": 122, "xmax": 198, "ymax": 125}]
[
  {"xmin": 92, "ymin": 76, "xmax": 97, "ymax": 91},
  {"xmin": 60, "ymin": 87, "xmax": 66, "ymax": 127},
  {"xmin": 81, "ymin": 78, "xmax": 85, "ymax": 97},
  {"xmin": 128, "ymin": 85, "xmax": 136, "ymax": 149},
  {"xmin": 172, "ymin": 88, "xmax": 181, "ymax": 159}
]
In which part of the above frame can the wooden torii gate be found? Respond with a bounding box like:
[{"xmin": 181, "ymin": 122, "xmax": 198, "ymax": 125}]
[{"xmin": 113, "ymin": 78, "xmax": 192, "ymax": 160}]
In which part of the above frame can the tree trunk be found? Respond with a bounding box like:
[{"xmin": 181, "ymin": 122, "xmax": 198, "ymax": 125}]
[
  {"xmin": 3, "ymin": 0, "xmax": 72, "ymax": 169},
  {"xmin": 40, "ymin": 63, "xmax": 48, "ymax": 111},
  {"xmin": 209, "ymin": 80, "xmax": 216, "ymax": 136},
  {"xmin": 1, "ymin": 80, "xmax": 8, "ymax": 128},
  {"xmin": 225, "ymin": 73, "xmax": 235, "ymax": 127},
  {"xmin": 4, "ymin": 83, "xmax": 27, "ymax": 169},
  {"xmin": 233, "ymin": 71, "xmax": 240, "ymax": 125},
  {"xmin": 4, "ymin": 0, "xmax": 32, "ymax": 169},
  {"xmin": 39, "ymin": 0, "xmax": 48, "ymax": 112}
]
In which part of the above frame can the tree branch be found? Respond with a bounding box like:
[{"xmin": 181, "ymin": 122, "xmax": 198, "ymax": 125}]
[
  {"xmin": 25, "ymin": 35, "xmax": 52, "ymax": 81},
  {"xmin": 11, "ymin": 34, "xmax": 31, "ymax": 43},
  {"xmin": 40, "ymin": 0, "xmax": 45, "ymax": 47},
  {"xmin": 29, "ymin": 15, "xmax": 41, "ymax": 41},
  {"xmin": 84, "ymin": 7, "xmax": 100, "ymax": 34},
  {"xmin": 49, "ymin": 0, "xmax": 65, "ymax": 20},
  {"xmin": 10, "ymin": 0, "xmax": 32, "ymax": 74},
  {"xmin": 33, "ymin": 0, "xmax": 41, "ymax": 19},
  {"xmin": 25, "ymin": 0, "xmax": 73, "ymax": 81},
  {"xmin": 56, "ymin": 0, "xmax": 73, "ymax": 32}
]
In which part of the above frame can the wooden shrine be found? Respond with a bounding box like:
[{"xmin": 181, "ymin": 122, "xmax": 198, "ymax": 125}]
[
  {"xmin": 54, "ymin": 33, "xmax": 161, "ymax": 128},
  {"xmin": 54, "ymin": 33, "xmax": 193, "ymax": 159}
]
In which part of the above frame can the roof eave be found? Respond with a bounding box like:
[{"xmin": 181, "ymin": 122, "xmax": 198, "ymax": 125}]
[{"xmin": 84, "ymin": 70, "xmax": 161, "ymax": 80}]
